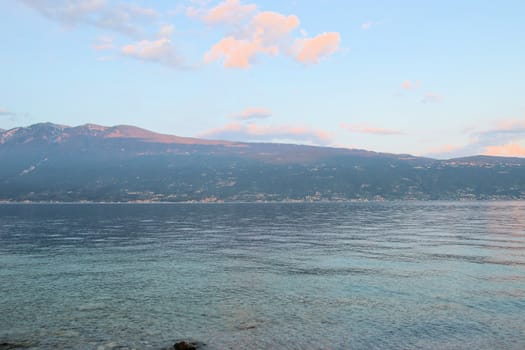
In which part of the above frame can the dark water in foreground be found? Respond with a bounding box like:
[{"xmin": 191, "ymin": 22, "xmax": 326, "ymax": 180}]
[{"xmin": 0, "ymin": 202, "xmax": 524, "ymax": 349}]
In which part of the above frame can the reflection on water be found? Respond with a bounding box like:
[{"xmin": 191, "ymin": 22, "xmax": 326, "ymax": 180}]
[{"xmin": 0, "ymin": 202, "xmax": 524, "ymax": 349}]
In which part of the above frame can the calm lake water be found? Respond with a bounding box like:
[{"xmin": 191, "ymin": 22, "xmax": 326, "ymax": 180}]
[{"xmin": 0, "ymin": 202, "xmax": 524, "ymax": 349}]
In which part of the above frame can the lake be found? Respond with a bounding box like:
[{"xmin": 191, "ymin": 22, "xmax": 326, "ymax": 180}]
[{"xmin": 1, "ymin": 202, "xmax": 524, "ymax": 349}]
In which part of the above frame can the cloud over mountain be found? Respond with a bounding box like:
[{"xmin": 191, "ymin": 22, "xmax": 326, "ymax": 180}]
[
  {"xmin": 199, "ymin": 122, "xmax": 333, "ymax": 145},
  {"xmin": 340, "ymin": 123, "xmax": 403, "ymax": 135},
  {"xmin": 230, "ymin": 108, "xmax": 272, "ymax": 120}
]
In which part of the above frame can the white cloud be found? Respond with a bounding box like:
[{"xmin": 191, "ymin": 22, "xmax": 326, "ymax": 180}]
[
  {"xmin": 361, "ymin": 21, "xmax": 381, "ymax": 30},
  {"xmin": 340, "ymin": 123, "xmax": 403, "ymax": 135},
  {"xmin": 158, "ymin": 24, "xmax": 175, "ymax": 38},
  {"xmin": 421, "ymin": 92, "xmax": 443, "ymax": 104},
  {"xmin": 230, "ymin": 107, "xmax": 272, "ymax": 120},
  {"xmin": 92, "ymin": 36, "xmax": 113, "ymax": 50},
  {"xmin": 199, "ymin": 122, "xmax": 333, "ymax": 145},
  {"xmin": 0, "ymin": 107, "xmax": 31, "ymax": 122},
  {"xmin": 121, "ymin": 38, "xmax": 182, "ymax": 67},
  {"xmin": 0, "ymin": 108, "xmax": 15, "ymax": 116},
  {"xmin": 19, "ymin": 0, "xmax": 158, "ymax": 37}
]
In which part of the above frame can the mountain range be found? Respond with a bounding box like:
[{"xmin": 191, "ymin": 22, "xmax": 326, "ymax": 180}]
[{"xmin": 1, "ymin": 123, "xmax": 524, "ymax": 202}]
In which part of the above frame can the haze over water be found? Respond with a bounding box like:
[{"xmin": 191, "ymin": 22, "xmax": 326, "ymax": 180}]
[{"xmin": 1, "ymin": 202, "xmax": 524, "ymax": 349}]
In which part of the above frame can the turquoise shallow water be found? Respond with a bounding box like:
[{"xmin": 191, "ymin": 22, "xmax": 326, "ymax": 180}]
[{"xmin": 0, "ymin": 202, "xmax": 524, "ymax": 349}]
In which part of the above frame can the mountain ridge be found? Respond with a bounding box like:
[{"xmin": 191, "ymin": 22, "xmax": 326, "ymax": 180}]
[
  {"xmin": 0, "ymin": 122, "xmax": 524, "ymax": 202},
  {"xmin": 3, "ymin": 122, "xmax": 523, "ymax": 162},
  {"xmin": 0, "ymin": 122, "xmax": 234, "ymax": 146}
]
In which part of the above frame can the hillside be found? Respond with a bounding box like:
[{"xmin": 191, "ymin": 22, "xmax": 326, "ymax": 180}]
[{"xmin": 0, "ymin": 123, "xmax": 524, "ymax": 202}]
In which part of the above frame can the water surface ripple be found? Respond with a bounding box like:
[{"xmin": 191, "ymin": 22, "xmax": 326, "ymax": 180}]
[{"xmin": 0, "ymin": 202, "xmax": 524, "ymax": 349}]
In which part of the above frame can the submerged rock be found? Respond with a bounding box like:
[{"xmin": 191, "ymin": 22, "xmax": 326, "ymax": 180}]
[
  {"xmin": 236, "ymin": 323, "xmax": 257, "ymax": 330},
  {"xmin": 0, "ymin": 341, "xmax": 33, "ymax": 349},
  {"xmin": 96, "ymin": 341, "xmax": 130, "ymax": 350},
  {"xmin": 171, "ymin": 340, "xmax": 206, "ymax": 350}
]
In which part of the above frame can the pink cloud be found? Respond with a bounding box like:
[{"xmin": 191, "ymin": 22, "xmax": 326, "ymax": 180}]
[
  {"xmin": 24, "ymin": 0, "xmax": 340, "ymax": 69},
  {"xmin": 472, "ymin": 119, "xmax": 525, "ymax": 146},
  {"xmin": 121, "ymin": 38, "xmax": 182, "ymax": 67},
  {"xmin": 230, "ymin": 107, "xmax": 272, "ymax": 120},
  {"xmin": 196, "ymin": 1, "xmax": 339, "ymax": 68},
  {"xmin": 425, "ymin": 118, "xmax": 525, "ymax": 158},
  {"xmin": 495, "ymin": 119, "xmax": 525, "ymax": 130},
  {"xmin": 294, "ymin": 32, "xmax": 340, "ymax": 64},
  {"xmin": 340, "ymin": 123, "xmax": 402, "ymax": 135},
  {"xmin": 204, "ymin": 36, "xmax": 278, "ymax": 68},
  {"xmin": 199, "ymin": 122, "xmax": 333, "ymax": 145},
  {"xmin": 204, "ymin": 12, "xmax": 299, "ymax": 69},
  {"xmin": 251, "ymin": 11, "xmax": 300, "ymax": 43},
  {"xmin": 484, "ymin": 143, "xmax": 525, "ymax": 157},
  {"xmin": 473, "ymin": 119, "xmax": 525, "ymax": 157},
  {"xmin": 204, "ymin": 11, "xmax": 299, "ymax": 68},
  {"xmin": 401, "ymin": 80, "xmax": 421, "ymax": 90},
  {"xmin": 202, "ymin": 0, "xmax": 257, "ymax": 25}
]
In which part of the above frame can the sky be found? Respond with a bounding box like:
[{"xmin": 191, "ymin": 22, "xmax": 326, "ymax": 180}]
[{"xmin": 1, "ymin": 0, "xmax": 525, "ymax": 158}]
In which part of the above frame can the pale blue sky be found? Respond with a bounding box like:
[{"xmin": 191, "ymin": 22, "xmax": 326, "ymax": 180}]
[{"xmin": 1, "ymin": 0, "xmax": 524, "ymax": 158}]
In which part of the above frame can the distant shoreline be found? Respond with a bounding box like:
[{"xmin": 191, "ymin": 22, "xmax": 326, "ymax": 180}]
[{"xmin": 0, "ymin": 199, "xmax": 524, "ymax": 204}]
